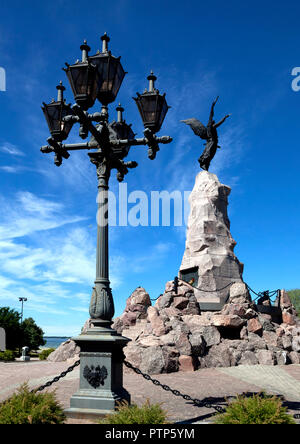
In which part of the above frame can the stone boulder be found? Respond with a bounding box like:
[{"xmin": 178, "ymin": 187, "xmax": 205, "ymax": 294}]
[
  {"xmin": 47, "ymin": 319, "xmax": 90, "ymax": 362},
  {"xmin": 280, "ymin": 290, "xmax": 299, "ymax": 326},
  {"xmin": 201, "ymin": 343, "xmax": 232, "ymax": 368},
  {"xmin": 112, "ymin": 287, "xmax": 151, "ymax": 334},
  {"xmin": 47, "ymin": 339, "xmax": 80, "ymax": 362},
  {"xmin": 140, "ymin": 346, "xmax": 165, "ymax": 375},
  {"xmin": 147, "ymin": 306, "xmax": 167, "ymax": 337},
  {"xmin": 229, "ymin": 282, "xmax": 252, "ymax": 305},
  {"xmin": 247, "ymin": 318, "xmax": 263, "ymax": 334}
]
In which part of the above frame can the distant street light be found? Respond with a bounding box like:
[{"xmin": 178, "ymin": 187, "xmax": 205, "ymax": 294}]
[
  {"xmin": 19, "ymin": 297, "xmax": 27, "ymax": 324},
  {"xmin": 41, "ymin": 33, "xmax": 172, "ymax": 419},
  {"xmin": 18, "ymin": 297, "xmax": 27, "ymax": 357}
]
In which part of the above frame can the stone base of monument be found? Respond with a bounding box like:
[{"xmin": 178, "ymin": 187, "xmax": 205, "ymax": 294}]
[
  {"xmin": 64, "ymin": 323, "xmax": 130, "ymax": 420},
  {"xmin": 111, "ymin": 284, "xmax": 300, "ymax": 374}
]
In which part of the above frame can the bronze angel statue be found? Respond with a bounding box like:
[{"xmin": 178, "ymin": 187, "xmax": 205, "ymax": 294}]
[{"xmin": 181, "ymin": 96, "xmax": 230, "ymax": 171}]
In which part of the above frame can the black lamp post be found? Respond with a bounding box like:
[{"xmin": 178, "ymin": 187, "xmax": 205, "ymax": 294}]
[
  {"xmin": 41, "ymin": 33, "xmax": 172, "ymax": 419},
  {"xmin": 18, "ymin": 297, "xmax": 27, "ymax": 355},
  {"xmin": 19, "ymin": 297, "xmax": 27, "ymax": 324}
]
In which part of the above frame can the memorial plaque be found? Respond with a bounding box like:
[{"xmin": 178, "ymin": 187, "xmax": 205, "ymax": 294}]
[{"xmin": 179, "ymin": 267, "xmax": 198, "ymax": 287}]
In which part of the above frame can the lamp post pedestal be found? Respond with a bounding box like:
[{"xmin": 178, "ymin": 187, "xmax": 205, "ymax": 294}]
[{"xmin": 65, "ymin": 325, "xmax": 130, "ymax": 420}]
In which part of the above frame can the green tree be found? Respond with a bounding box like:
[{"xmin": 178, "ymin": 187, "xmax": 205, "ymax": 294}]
[
  {"xmin": 0, "ymin": 307, "xmax": 22, "ymax": 350},
  {"xmin": 287, "ymin": 289, "xmax": 300, "ymax": 317},
  {"xmin": 21, "ymin": 318, "xmax": 46, "ymax": 351}
]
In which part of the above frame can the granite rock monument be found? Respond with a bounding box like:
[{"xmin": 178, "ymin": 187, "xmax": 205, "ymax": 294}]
[{"xmin": 179, "ymin": 170, "xmax": 243, "ymax": 310}]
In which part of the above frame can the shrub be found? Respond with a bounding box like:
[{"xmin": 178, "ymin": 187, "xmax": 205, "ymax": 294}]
[
  {"xmin": 0, "ymin": 383, "xmax": 66, "ymax": 424},
  {"xmin": 0, "ymin": 350, "xmax": 15, "ymax": 362},
  {"xmin": 39, "ymin": 348, "xmax": 55, "ymax": 361},
  {"xmin": 29, "ymin": 352, "xmax": 39, "ymax": 358},
  {"xmin": 214, "ymin": 392, "xmax": 296, "ymax": 424},
  {"xmin": 99, "ymin": 400, "xmax": 168, "ymax": 424}
]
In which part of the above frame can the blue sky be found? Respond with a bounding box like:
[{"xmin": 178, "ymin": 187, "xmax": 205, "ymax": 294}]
[{"xmin": 0, "ymin": 0, "xmax": 299, "ymax": 336}]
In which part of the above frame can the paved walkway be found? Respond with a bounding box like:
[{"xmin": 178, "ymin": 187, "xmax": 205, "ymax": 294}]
[
  {"xmin": 219, "ymin": 365, "xmax": 300, "ymax": 402},
  {"xmin": 0, "ymin": 360, "xmax": 299, "ymax": 424}
]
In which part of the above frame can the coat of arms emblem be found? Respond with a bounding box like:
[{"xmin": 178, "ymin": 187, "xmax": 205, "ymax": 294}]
[{"xmin": 83, "ymin": 364, "xmax": 108, "ymax": 388}]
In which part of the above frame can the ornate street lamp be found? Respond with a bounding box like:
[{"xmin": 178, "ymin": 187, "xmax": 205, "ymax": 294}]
[
  {"xmin": 41, "ymin": 82, "xmax": 73, "ymax": 142},
  {"xmin": 89, "ymin": 33, "xmax": 126, "ymax": 106},
  {"xmin": 134, "ymin": 71, "xmax": 170, "ymax": 135},
  {"xmin": 41, "ymin": 33, "xmax": 172, "ymax": 420},
  {"xmin": 63, "ymin": 41, "xmax": 98, "ymax": 110}
]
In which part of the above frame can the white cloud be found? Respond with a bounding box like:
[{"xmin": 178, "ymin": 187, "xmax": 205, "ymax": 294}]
[
  {"xmin": 42, "ymin": 324, "xmax": 83, "ymax": 337},
  {"xmin": 70, "ymin": 306, "xmax": 89, "ymax": 313},
  {"xmin": 40, "ymin": 228, "xmax": 96, "ymax": 284},
  {"xmin": 128, "ymin": 241, "xmax": 174, "ymax": 273},
  {"xmin": 17, "ymin": 192, "xmax": 63, "ymax": 216},
  {"xmin": 0, "ymin": 191, "xmax": 86, "ymax": 241},
  {"xmin": 0, "ymin": 228, "xmax": 95, "ymax": 286},
  {"xmin": 37, "ymin": 141, "xmax": 96, "ymax": 192},
  {"xmin": 0, "ymin": 166, "xmax": 20, "ymax": 173},
  {"xmin": 0, "ymin": 190, "xmax": 127, "ymax": 328},
  {"xmin": 0, "ymin": 143, "xmax": 25, "ymax": 157}
]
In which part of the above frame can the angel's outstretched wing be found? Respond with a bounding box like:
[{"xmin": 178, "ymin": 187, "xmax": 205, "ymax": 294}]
[{"xmin": 181, "ymin": 118, "xmax": 208, "ymax": 140}]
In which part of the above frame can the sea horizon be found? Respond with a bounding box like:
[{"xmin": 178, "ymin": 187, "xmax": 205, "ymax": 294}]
[
  {"xmin": 42, "ymin": 336, "xmax": 71, "ymax": 349},
  {"xmin": 43, "ymin": 336, "xmax": 70, "ymax": 339}
]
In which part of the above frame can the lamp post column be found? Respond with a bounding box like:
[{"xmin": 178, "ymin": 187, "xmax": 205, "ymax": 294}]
[{"xmin": 89, "ymin": 155, "xmax": 115, "ymax": 330}]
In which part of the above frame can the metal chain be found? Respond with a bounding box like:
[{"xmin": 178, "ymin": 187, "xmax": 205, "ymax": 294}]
[
  {"xmin": 29, "ymin": 357, "xmax": 300, "ymax": 420},
  {"xmin": 246, "ymin": 284, "xmax": 281, "ymax": 306},
  {"xmin": 30, "ymin": 357, "xmax": 225, "ymax": 414},
  {"xmin": 245, "ymin": 284, "xmax": 280, "ymax": 299},
  {"xmin": 151, "ymin": 279, "xmax": 280, "ymax": 304},
  {"xmin": 188, "ymin": 281, "xmax": 234, "ymax": 293},
  {"xmin": 124, "ymin": 360, "xmax": 225, "ymax": 414},
  {"xmin": 176, "ymin": 277, "xmax": 234, "ymax": 294},
  {"xmin": 150, "ymin": 280, "xmax": 235, "ymax": 302},
  {"xmin": 176, "ymin": 276, "xmax": 280, "ymax": 299},
  {"xmin": 31, "ymin": 359, "xmax": 80, "ymax": 393}
]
